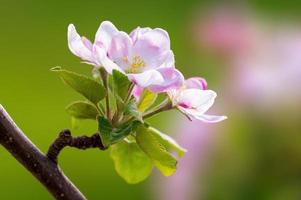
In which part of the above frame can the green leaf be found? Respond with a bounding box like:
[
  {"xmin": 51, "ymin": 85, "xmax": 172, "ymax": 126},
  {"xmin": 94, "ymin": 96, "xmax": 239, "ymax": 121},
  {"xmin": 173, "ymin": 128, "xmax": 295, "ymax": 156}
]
[
  {"xmin": 97, "ymin": 116, "xmax": 112, "ymax": 148},
  {"xmin": 71, "ymin": 117, "xmax": 81, "ymax": 130},
  {"xmin": 147, "ymin": 127, "xmax": 187, "ymax": 157},
  {"xmin": 97, "ymin": 116, "xmax": 140, "ymax": 147},
  {"xmin": 124, "ymin": 100, "xmax": 143, "ymax": 122},
  {"xmin": 51, "ymin": 67, "xmax": 106, "ymax": 104},
  {"xmin": 137, "ymin": 90, "xmax": 157, "ymax": 113},
  {"xmin": 110, "ymin": 121, "xmax": 140, "ymax": 144},
  {"xmin": 110, "ymin": 141, "xmax": 153, "ymax": 184},
  {"xmin": 66, "ymin": 101, "xmax": 99, "ymax": 120},
  {"xmin": 136, "ymin": 125, "xmax": 177, "ymax": 176},
  {"xmin": 112, "ymin": 69, "xmax": 130, "ymax": 100}
]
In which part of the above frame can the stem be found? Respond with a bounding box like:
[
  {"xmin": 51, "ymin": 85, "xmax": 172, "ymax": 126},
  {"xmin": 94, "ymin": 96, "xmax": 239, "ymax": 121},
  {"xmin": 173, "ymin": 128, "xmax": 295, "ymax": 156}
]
[
  {"xmin": 124, "ymin": 83, "xmax": 135, "ymax": 104},
  {"xmin": 143, "ymin": 99, "xmax": 173, "ymax": 119},
  {"xmin": 113, "ymin": 83, "xmax": 135, "ymax": 125},
  {"xmin": 100, "ymin": 70, "xmax": 111, "ymax": 121},
  {"xmin": 0, "ymin": 105, "xmax": 87, "ymax": 200},
  {"xmin": 95, "ymin": 103, "xmax": 104, "ymax": 116},
  {"xmin": 47, "ymin": 130, "xmax": 106, "ymax": 163}
]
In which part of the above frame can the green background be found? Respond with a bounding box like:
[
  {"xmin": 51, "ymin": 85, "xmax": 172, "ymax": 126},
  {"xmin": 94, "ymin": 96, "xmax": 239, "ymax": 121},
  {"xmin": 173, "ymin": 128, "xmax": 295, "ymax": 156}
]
[{"xmin": 1, "ymin": 0, "xmax": 301, "ymax": 199}]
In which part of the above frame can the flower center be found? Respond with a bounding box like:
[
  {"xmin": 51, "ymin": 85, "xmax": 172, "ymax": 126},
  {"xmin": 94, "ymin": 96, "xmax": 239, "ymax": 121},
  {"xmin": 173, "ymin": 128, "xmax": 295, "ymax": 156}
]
[{"xmin": 124, "ymin": 55, "xmax": 145, "ymax": 73}]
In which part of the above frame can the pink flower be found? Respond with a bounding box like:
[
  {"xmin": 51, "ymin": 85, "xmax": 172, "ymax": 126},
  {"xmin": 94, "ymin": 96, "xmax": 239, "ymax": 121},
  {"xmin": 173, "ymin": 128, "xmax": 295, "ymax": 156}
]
[
  {"xmin": 68, "ymin": 21, "xmax": 184, "ymax": 93},
  {"xmin": 196, "ymin": 7, "xmax": 255, "ymax": 57},
  {"xmin": 168, "ymin": 78, "xmax": 227, "ymax": 123}
]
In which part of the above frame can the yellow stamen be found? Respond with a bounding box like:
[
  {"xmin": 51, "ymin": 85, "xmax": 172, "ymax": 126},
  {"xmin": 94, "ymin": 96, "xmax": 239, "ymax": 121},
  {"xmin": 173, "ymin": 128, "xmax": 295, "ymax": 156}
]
[{"xmin": 124, "ymin": 55, "xmax": 145, "ymax": 73}]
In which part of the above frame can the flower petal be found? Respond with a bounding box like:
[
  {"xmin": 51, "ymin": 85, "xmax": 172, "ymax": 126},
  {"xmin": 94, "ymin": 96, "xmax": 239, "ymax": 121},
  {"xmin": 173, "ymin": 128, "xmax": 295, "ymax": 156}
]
[
  {"xmin": 130, "ymin": 27, "xmax": 152, "ymax": 43},
  {"xmin": 108, "ymin": 31, "xmax": 133, "ymax": 71},
  {"xmin": 131, "ymin": 28, "xmax": 172, "ymax": 69},
  {"xmin": 185, "ymin": 77, "xmax": 208, "ymax": 90},
  {"xmin": 177, "ymin": 89, "xmax": 216, "ymax": 114},
  {"xmin": 95, "ymin": 21, "xmax": 119, "ymax": 50},
  {"xmin": 127, "ymin": 70, "xmax": 164, "ymax": 88},
  {"xmin": 132, "ymin": 85, "xmax": 144, "ymax": 101},
  {"xmin": 93, "ymin": 44, "xmax": 123, "ymax": 73},
  {"xmin": 193, "ymin": 114, "xmax": 227, "ymax": 123},
  {"xmin": 68, "ymin": 24, "xmax": 94, "ymax": 62},
  {"xmin": 148, "ymin": 68, "xmax": 184, "ymax": 93}
]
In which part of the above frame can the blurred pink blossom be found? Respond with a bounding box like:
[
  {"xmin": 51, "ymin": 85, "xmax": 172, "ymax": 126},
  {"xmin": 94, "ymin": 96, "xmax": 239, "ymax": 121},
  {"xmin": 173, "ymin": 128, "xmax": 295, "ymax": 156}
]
[
  {"xmin": 154, "ymin": 118, "xmax": 219, "ymax": 200},
  {"xmin": 196, "ymin": 7, "xmax": 256, "ymax": 57}
]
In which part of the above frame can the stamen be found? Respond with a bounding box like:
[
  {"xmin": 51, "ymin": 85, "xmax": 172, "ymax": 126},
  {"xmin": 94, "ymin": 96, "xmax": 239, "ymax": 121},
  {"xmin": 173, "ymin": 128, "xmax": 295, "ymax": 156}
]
[{"xmin": 125, "ymin": 55, "xmax": 145, "ymax": 73}]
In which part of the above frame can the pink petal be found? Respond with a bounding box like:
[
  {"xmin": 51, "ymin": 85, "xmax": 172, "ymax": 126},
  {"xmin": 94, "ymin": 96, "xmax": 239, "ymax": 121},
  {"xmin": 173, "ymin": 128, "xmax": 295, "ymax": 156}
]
[
  {"xmin": 129, "ymin": 27, "xmax": 152, "ymax": 43},
  {"xmin": 178, "ymin": 89, "xmax": 216, "ymax": 113},
  {"xmin": 132, "ymin": 85, "xmax": 144, "ymax": 101},
  {"xmin": 95, "ymin": 21, "xmax": 119, "ymax": 50},
  {"xmin": 148, "ymin": 68, "xmax": 184, "ymax": 93},
  {"xmin": 185, "ymin": 77, "xmax": 208, "ymax": 90},
  {"xmin": 131, "ymin": 28, "xmax": 172, "ymax": 69},
  {"xmin": 92, "ymin": 44, "xmax": 123, "ymax": 73},
  {"xmin": 193, "ymin": 114, "xmax": 227, "ymax": 123},
  {"xmin": 127, "ymin": 70, "xmax": 164, "ymax": 88},
  {"xmin": 67, "ymin": 24, "xmax": 94, "ymax": 62},
  {"xmin": 81, "ymin": 36, "xmax": 93, "ymax": 50},
  {"xmin": 178, "ymin": 107, "xmax": 227, "ymax": 123},
  {"xmin": 108, "ymin": 31, "xmax": 133, "ymax": 71}
]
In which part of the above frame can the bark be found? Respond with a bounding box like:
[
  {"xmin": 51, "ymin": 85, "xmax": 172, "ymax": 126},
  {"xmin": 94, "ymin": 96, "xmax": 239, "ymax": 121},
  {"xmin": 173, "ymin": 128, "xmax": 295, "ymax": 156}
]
[{"xmin": 0, "ymin": 105, "xmax": 102, "ymax": 200}]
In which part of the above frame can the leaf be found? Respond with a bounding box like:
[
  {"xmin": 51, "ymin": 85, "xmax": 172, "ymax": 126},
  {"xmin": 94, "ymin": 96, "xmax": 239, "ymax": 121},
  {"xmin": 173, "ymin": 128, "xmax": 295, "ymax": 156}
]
[
  {"xmin": 51, "ymin": 67, "xmax": 106, "ymax": 104},
  {"xmin": 110, "ymin": 141, "xmax": 153, "ymax": 184},
  {"xmin": 71, "ymin": 117, "xmax": 81, "ymax": 130},
  {"xmin": 66, "ymin": 101, "xmax": 99, "ymax": 120},
  {"xmin": 137, "ymin": 90, "xmax": 157, "ymax": 113},
  {"xmin": 136, "ymin": 125, "xmax": 177, "ymax": 176},
  {"xmin": 97, "ymin": 116, "xmax": 140, "ymax": 147},
  {"xmin": 147, "ymin": 127, "xmax": 187, "ymax": 157},
  {"xmin": 112, "ymin": 69, "xmax": 130, "ymax": 100},
  {"xmin": 97, "ymin": 116, "xmax": 112, "ymax": 148},
  {"xmin": 124, "ymin": 100, "xmax": 143, "ymax": 122},
  {"xmin": 110, "ymin": 121, "xmax": 140, "ymax": 144}
]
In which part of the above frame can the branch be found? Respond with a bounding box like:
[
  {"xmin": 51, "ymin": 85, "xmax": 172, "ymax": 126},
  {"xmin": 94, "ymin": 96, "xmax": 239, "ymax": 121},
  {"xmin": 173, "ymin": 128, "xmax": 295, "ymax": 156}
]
[
  {"xmin": 47, "ymin": 130, "xmax": 106, "ymax": 163},
  {"xmin": 0, "ymin": 105, "xmax": 87, "ymax": 200}
]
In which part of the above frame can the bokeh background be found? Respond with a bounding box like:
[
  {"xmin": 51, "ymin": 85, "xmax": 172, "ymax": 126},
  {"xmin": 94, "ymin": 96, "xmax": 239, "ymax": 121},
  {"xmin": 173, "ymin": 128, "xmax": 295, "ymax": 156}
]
[{"xmin": 1, "ymin": 0, "xmax": 301, "ymax": 199}]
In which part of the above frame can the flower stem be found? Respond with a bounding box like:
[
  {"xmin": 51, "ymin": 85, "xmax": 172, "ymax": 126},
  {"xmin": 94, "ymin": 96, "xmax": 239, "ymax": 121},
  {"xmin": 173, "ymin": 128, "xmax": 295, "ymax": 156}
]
[
  {"xmin": 143, "ymin": 99, "xmax": 174, "ymax": 119},
  {"xmin": 100, "ymin": 69, "xmax": 111, "ymax": 121},
  {"xmin": 124, "ymin": 83, "xmax": 135, "ymax": 104}
]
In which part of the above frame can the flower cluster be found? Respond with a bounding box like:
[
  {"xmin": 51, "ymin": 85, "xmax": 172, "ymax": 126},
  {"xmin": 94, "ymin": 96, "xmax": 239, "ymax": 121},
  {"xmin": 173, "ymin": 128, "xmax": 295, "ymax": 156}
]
[
  {"xmin": 53, "ymin": 21, "xmax": 226, "ymax": 184},
  {"xmin": 68, "ymin": 21, "xmax": 226, "ymax": 123}
]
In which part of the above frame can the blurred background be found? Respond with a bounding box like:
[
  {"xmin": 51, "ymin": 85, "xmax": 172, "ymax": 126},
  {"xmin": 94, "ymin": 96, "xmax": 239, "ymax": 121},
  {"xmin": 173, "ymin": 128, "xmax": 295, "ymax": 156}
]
[{"xmin": 1, "ymin": 0, "xmax": 301, "ymax": 199}]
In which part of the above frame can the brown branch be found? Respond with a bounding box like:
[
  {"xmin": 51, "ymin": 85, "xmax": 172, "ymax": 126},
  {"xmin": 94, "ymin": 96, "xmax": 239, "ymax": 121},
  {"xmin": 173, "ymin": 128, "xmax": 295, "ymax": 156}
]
[
  {"xmin": 0, "ymin": 105, "xmax": 87, "ymax": 200},
  {"xmin": 47, "ymin": 129, "xmax": 106, "ymax": 163}
]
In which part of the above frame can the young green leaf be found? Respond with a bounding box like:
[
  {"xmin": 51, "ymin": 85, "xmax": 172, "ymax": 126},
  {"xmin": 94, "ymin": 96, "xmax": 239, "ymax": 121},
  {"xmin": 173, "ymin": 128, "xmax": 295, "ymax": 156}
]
[
  {"xmin": 97, "ymin": 116, "xmax": 139, "ymax": 147},
  {"xmin": 97, "ymin": 116, "xmax": 112, "ymax": 148},
  {"xmin": 147, "ymin": 127, "xmax": 187, "ymax": 157},
  {"xmin": 137, "ymin": 90, "xmax": 158, "ymax": 113},
  {"xmin": 66, "ymin": 101, "xmax": 99, "ymax": 120},
  {"xmin": 124, "ymin": 100, "xmax": 143, "ymax": 122},
  {"xmin": 136, "ymin": 125, "xmax": 177, "ymax": 176},
  {"xmin": 112, "ymin": 69, "xmax": 130, "ymax": 100},
  {"xmin": 51, "ymin": 67, "xmax": 106, "ymax": 104},
  {"xmin": 110, "ymin": 121, "xmax": 139, "ymax": 144},
  {"xmin": 71, "ymin": 117, "xmax": 81, "ymax": 130},
  {"xmin": 110, "ymin": 141, "xmax": 153, "ymax": 184}
]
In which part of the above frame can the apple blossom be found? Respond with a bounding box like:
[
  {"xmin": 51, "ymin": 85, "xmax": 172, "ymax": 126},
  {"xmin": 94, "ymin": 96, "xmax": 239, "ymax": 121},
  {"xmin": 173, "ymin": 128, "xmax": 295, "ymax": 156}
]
[
  {"xmin": 68, "ymin": 21, "xmax": 184, "ymax": 93},
  {"xmin": 168, "ymin": 77, "xmax": 227, "ymax": 123}
]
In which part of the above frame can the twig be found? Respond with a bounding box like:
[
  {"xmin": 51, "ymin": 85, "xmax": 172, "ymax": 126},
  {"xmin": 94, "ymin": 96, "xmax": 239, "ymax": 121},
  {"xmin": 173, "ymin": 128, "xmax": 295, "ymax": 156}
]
[
  {"xmin": 47, "ymin": 130, "xmax": 106, "ymax": 163},
  {"xmin": 0, "ymin": 105, "xmax": 87, "ymax": 200}
]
